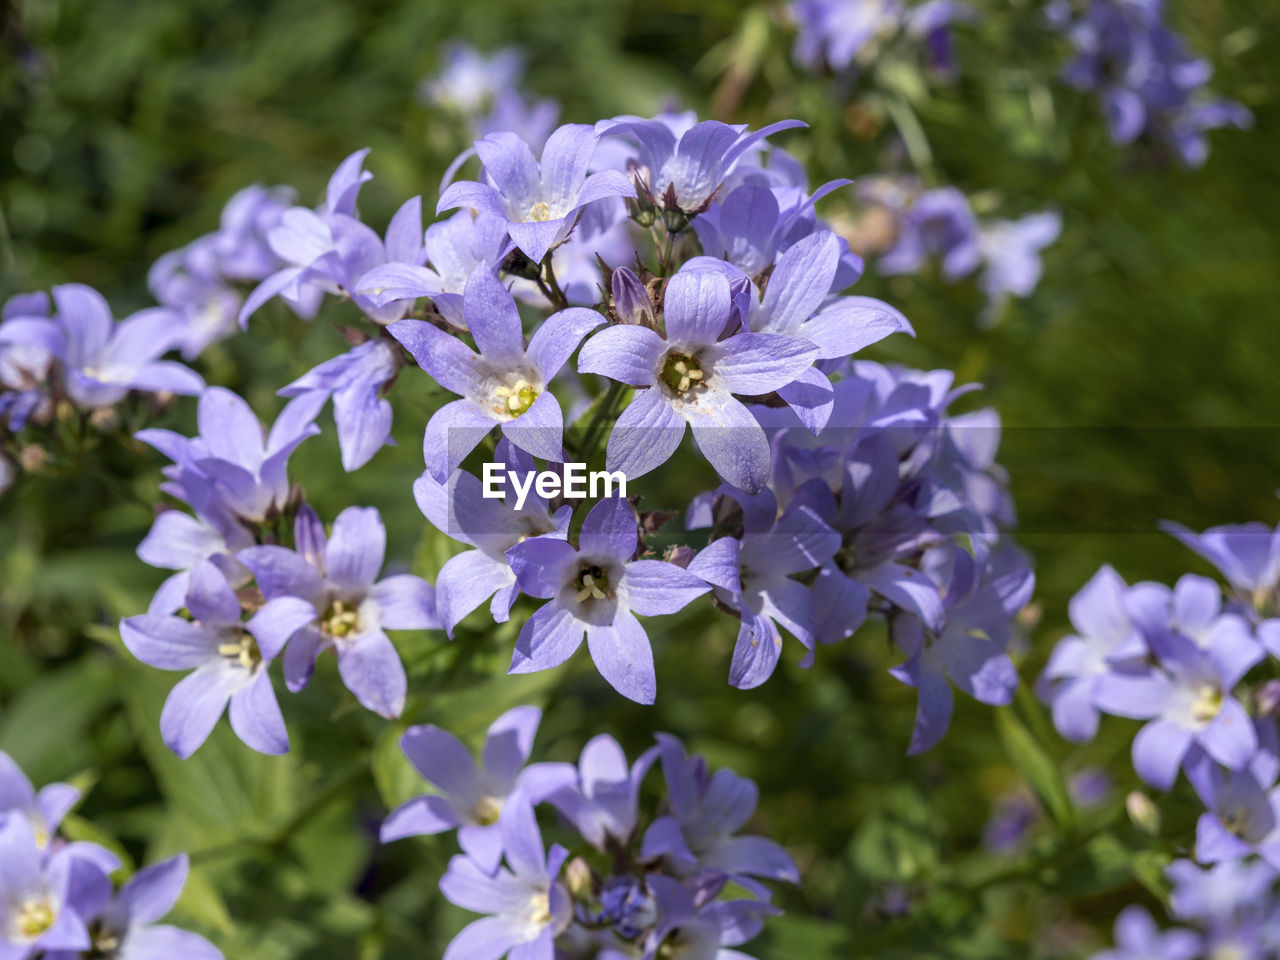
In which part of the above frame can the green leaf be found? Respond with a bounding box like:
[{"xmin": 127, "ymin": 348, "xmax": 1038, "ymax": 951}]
[{"xmin": 995, "ymin": 708, "xmax": 1073, "ymax": 830}]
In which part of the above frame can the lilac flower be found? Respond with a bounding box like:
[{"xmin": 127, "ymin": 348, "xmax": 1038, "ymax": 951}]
[
  {"xmin": 907, "ymin": 0, "xmax": 976, "ymax": 76},
  {"xmin": 1187, "ymin": 751, "xmax": 1280, "ymax": 870},
  {"xmin": 878, "ymin": 187, "xmax": 981, "ymax": 281},
  {"xmin": 138, "ymin": 387, "xmax": 322, "ymax": 527},
  {"xmin": 579, "ymin": 269, "xmax": 817, "ymax": 493},
  {"xmin": 976, "ymin": 211, "xmax": 1061, "ymax": 315},
  {"xmin": 1039, "ymin": 564, "xmax": 1148, "ymax": 743},
  {"xmin": 1091, "ymin": 906, "xmax": 1201, "ymax": 960},
  {"xmin": 237, "ymin": 505, "xmax": 438, "ymax": 720},
  {"xmin": 278, "ymin": 338, "xmax": 401, "ymax": 471},
  {"xmin": 438, "ymin": 791, "xmax": 571, "ymax": 960},
  {"xmin": 604, "ymin": 118, "xmax": 805, "ymax": 214},
  {"xmin": 135, "ymin": 505, "xmax": 254, "ymax": 617},
  {"xmin": 642, "ymin": 734, "xmax": 798, "ymax": 893},
  {"xmin": 1167, "ymin": 857, "xmax": 1278, "ymax": 930},
  {"xmin": 889, "ymin": 545, "xmax": 1034, "ymax": 754},
  {"xmin": 1124, "ymin": 573, "xmax": 1262, "ymax": 660},
  {"xmin": 790, "ymin": 0, "xmax": 901, "ymax": 72},
  {"xmin": 1162, "ymin": 520, "xmax": 1280, "ymax": 616},
  {"xmin": 48, "ymin": 284, "xmax": 204, "ymax": 409},
  {"xmin": 1093, "ymin": 617, "xmax": 1263, "ymax": 790},
  {"xmin": 0, "ymin": 753, "xmax": 80, "ymax": 852},
  {"xmin": 241, "ymin": 151, "xmax": 426, "ymax": 325},
  {"xmin": 505, "ymin": 496, "xmax": 710, "ymax": 704},
  {"xmin": 389, "ymin": 269, "xmax": 603, "ymax": 481},
  {"xmin": 212, "ymin": 184, "xmax": 296, "ymax": 281},
  {"xmin": 0, "ymin": 292, "xmax": 58, "ymax": 430},
  {"xmin": 356, "ymin": 210, "xmax": 511, "ymax": 327},
  {"xmin": 644, "ymin": 875, "xmax": 774, "ymax": 960},
  {"xmin": 687, "ymin": 487, "xmax": 840, "ymax": 688},
  {"xmin": 381, "ymin": 706, "xmax": 574, "ymax": 874},
  {"xmin": 413, "ymin": 441, "xmax": 571, "ymax": 636},
  {"xmin": 982, "ymin": 790, "xmax": 1040, "ymax": 853},
  {"xmin": 0, "ymin": 817, "xmax": 94, "ymax": 960},
  {"xmin": 438, "ymin": 124, "xmax": 636, "ymax": 263},
  {"xmin": 120, "ymin": 560, "xmax": 297, "ymax": 758},
  {"xmin": 51, "ymin": 854, "xmax": 223, "ymax": 960},
  {"xmin": 148, "ymin": 236, "xmax": 242, "ymax": 361},
  {"xmin": 545, "ymin": 735, "xmax": 658, "ymax": 852}
]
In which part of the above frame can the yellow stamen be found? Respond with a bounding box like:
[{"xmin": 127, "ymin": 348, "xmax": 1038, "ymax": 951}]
[
  {"xmin": 527, "ymin": 201, "xmax": 553, "ymax": 222},
  {"xmin": 17, "ymin": 899, "xmax": 55, "ymax": 941}
]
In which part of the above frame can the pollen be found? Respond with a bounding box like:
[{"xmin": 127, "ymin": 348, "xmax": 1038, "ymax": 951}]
[
  {"xmin": 660, "ymin": 351, "xmax": 706, "ymax": 396},
  {"xmin": 472, "ymin": 795, "xmax": 503, "ymax": 826},
  {"xmin": 526, "ymin": 201, "xmax": 553, "ymax": 222},
  {"xmin": 321, "ymin": 600, "xmax": 361, "ymax": 639},
  {"xmin": 16, "ymin": 898, "xmax": 55, "ymax": 941},
  {"xmin": 1191, "ymin": 684, "xmax": 1223, "ymax": 724},
  {"xmin": 218, "ymin": 632, "xmax": 262, "ymax": 671},
  {"xmin": 526, "ymin": 891, "xmax": 551, "ymax": 927},
  {"xmin": 574, "ymin": 565, "xmax": 612, "ymax": 603},
  {"xmin": 493, "ymin": 378, "xmax": 539, "ymax": 417}
]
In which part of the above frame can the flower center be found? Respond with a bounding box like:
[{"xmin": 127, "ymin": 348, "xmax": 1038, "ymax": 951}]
[
  {"xmin": 16, "ymin": 898, "xmax": 54, "ymax": 942},
  {"xmin": 1191, "ymin": 684, "xmax": 1223, "ymax": 724},
  {"xmin": 321, "ymin": 599, "xmax": 361, "ymax": 639},
  {"xmin": 659, "ymin": 351, "xmax": 705, "ymax": 396},
  {"xmin": 89, "ymin": 921, "xmax": 122, "ymax": 956},
  {"xmin": 526, "ymin": 891, "xmax": 551, "ymax": 927},
  {"xmin": 526, "ymin": 201, "xmax": 553, "ymax": 222},
  {"xmin": 217, "ymin": 630, "xmax": 262, "ymax": 671},
  {"xmin": 574, "ymin": 564, "xmax": 614, "ymax": 604},
  {"xmin": 1221, "ymin": 805, "xmax": 1253, "ymax": 839},
  {"xmin": 493, "ymin": 378, "xmax": 539, "ymax": 417},
  {"xmin": 472, "ymin": 795, "xmax": 503, "ymax": 826}
]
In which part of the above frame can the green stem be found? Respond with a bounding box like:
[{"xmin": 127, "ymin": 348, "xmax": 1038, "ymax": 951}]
[
  {"xmin": 885, "ymin": 95, "xmax": 936, "ymax": 182},
  {"xmin": 578, "ymin": 382, "xmax": 628, "ymax": 463}
]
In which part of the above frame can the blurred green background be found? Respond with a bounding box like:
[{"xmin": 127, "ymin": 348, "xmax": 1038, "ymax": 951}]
[{"xmin": 1, "ymin": 0, "xmax": 1277, "ymax": 956}]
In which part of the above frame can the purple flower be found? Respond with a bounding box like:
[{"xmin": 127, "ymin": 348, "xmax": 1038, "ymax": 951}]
[
  {"xmin": 644, "ymin": 874, "xmax": 775, "ymax": 960},
  {"xmin": 237, "ymin": 505, "xmax": 437, "ymax": 720},
  {"xmin": 1187, "ymin": 751, "xmax": 1280, "ymax": 870},
  {"xmin": 138, "ymin": 387, "xmax": 322, "ymax": 526},
  {"xmin": 889, "ymin": 545, "xmax": 1034, "ymax": 754},
  {"xmin": 1162, "ymin": 520, "xmax": 1280, "ymax": 616},
  {"xmin": 420, "ymin": 43, "xmax": 525, "ymax": 115},
  {"xmin": 0, "ymin": 816, "xmax": 95, "ymax": 960},
  {"xmin": 212, "ymin": 184, "xmax": 295, "ymax": 281},
  {"xmin": 135, "ymin": 506, "xmax": 254, "ymax": 617},
  {"xmin": 1091, "ymin": 906, "xmax": 1201, "ymax": 960},
  {"xmin": 0, "ymin": 753, "xmax": 80, "ymax": 853},
  {"xmin": 438, "ymin": 124, "xmax": 636, "ymax": 263},
  {"xmin": 389, "ymin": 268, "xmax": 603, "ymax": 481},
  {"xmin": 48, "ymin": 284, "xmax": 204, "ymax": 409},
  {"xmin": 1093, "ymin": 617, "xmax": 1263, "ymax": 790},
  {"xmin": 505, "ymin": 496, "xmax": 710, "ymax": 704},
  {"xmin": 790, "ymin": 0, "xmax": 901, "ymax": 71},
  {"xmin": 641, "ymin": 734, "xmax": 798, "ymax": 894},
  {"xmin": 604, "ymin": 118, "xmax": 805, "ymax": 214},
  {"xmin": 878, "ymin": 187, "xmax": 981, "ymax": 281},
  {"xmin": 120, "ymin": 560, "xmax": 295, "ymax": 758},
  {"xmin": 1039, "ymin": 564, "xmax": 1148, "ymax": 743},
  {"xmin": 579, "ymin": 269, "xmax": 817, "ymax": 493},
  {"xmin": 1167, "ymin": 857, "xmax": 1277, "ymax": 927},
  {"xmin": 278, "ymin": 338, "xmax": 401, "ymax": 471},
  {"xmin": 687, "ymin": 487, "xmax": 840, "ymax": 688},
  {"xmin": 148, "ymin": 236, "xmax": 242, "ymax": 361},
  {"xmin": 437, "ymin": 791, "xmax": 571, "ymax": 960},
  {"xmin": 53, "ymin": 854, "xmax": 223, "ymax": 960},
  {"xmin": 976, "ymin": 210, "xmax": 1061, "ymax": 314},
  {"xmin": 413, "ymin": 441, "xmax": 571, "ymax": 636},
  {"xmin": 0, "ymin": 293, "xmax": 59, "ymax": 429},
  {"xmin": 380, "ymin": 705, "xmax": 574, "ymax": 874},
  {"xmin": 545, "ymin": 735, "xmax": 658, "ymax": 852}
]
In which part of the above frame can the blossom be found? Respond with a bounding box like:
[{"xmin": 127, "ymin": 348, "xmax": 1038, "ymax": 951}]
[
  {"xmin": 148, "ymin": 237, "xmax": 241, "ymax": 361},
  {"xmin": 641, "ymin": 734, "xmax": 798, "ymax": 894},
  {"xmin": 57, "ymin": 854, "xmax": 223, "ymax": 960},
  {"xmin": 438, "ymin": 791, "xmax": 571, "ymax": 960},
  {"xmin": 278, "ymin": 338, "xmax": 401, "ymax": 472},
  {"xmin": 579, "ymin": 269, "xmax": 817, "ymax": 493},
  {"xmin": 878, "ymin": 187, "xmax": 981, "ymax": 281},
  {"xmin": 1161, "ymin": 520, "xmax": 1280, "ymax": 616},
  {"xmin": 644, "ymin": 875, "xmax": 775, "ymax": 960},
  {"xmin": 1186, "ymin": 751, "xmax": 1280, "ymax": 870},
  {"xmin": 120, "ymin": 560, "xmax": 298, "ymax": 757},
  {"xmin": 1092, "ymin": 616, "xmax": 1262, "ymax": 790},
  {"xmin": 505, "ymin": 496, "xmax": 710, "ymax": 704},
  {"xmin": 438, "ymin": 124, "xmax": 636, "ymax": 263},
  {"xmin": 0, "ymin": 295, "xmax": 59, "ymax": 429},
  {"xmin": 48, "ymin": 284, "xmax": 204, "ymax": 409},
  {"xmin": 422, "ymin": 43, "xmax": 525, "ymax": 114},
  {"xmin": 389, "ymin": 268, "xmax": 603, "ymax": 481},
  {"xmin": 687, "ymin": 487, "xmax": 840, "ymax": 688},
  {"xmin": 604, "ymin": 118, "xmax": 805, "ymax": 214},
  {"xmin": 790, "ymin": 0, "xmax": 902, "ymax": 71},
  {"xmin": 412, "ymin": 440, "xmax": 570, "ymax": 636},
  {"xmin": 237, "ymin": 505, "xmax": 438, "ymax": 719},
  {"xmin": 1091, "ymin": 906, "xmax": 1201, "ymax": 960},
  {"xmin": 976, "ymin": 211, "xmax": 1062, "ymax": 314},
  {"xmin": 545, "ymin": 735, "xmax": 658, "ymax": 852},
  {"xmin": 137, "ymin": 386, "xmax": 322, "ymax": 526},
  {"xmin": 381, "ymin": 705, "xmax": 574, "ymax": 874},
  {"xmin": 1039, "ymin": 564, "xmax": 1148, "ymax": 742},
  {"xmin": 0, "ymin": 752, "xmax": 80, "ymax": 851}
]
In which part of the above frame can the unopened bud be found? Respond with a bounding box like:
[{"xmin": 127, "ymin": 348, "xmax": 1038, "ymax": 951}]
[
  {"xmin": 1257, "ymin": 679, "xmax": 1280, "ymax": 717},
  {"xmin": 611, "ymin": 267, "xmax": 653, "ymax": 326},
  {"xmin": 625, "ymin": 194, "xmax": 655, "ymax": 228},
  {"xmin": 1126, "ymin": 791, "xmax": 1161, "ymax": 835},
  {"xmin": 660, "ymin": 206, "xmax": 689, "ymax": 235},
  {"xmin": 565, "ymin": 857, "xmax": 596, "ymax": 900},
  {"xmin": 18, "ymin": 444, "xmax": 49, "ymax": 473},
  {"xmin": 88, "ymin": 406, "xmax": 119, "ymax": 431}
]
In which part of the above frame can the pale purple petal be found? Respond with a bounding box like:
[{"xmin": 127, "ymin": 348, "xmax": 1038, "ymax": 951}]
[
  {"xmin": 336, "ymin": 629, "xmax": 406, "ymax": 719},
  {"xmin": 578, "ymin": 324, "xmax": 665, "ymax": 386},
  {"xmin": 586, "ymin": 610, "xmax": 656, "ymax": 704}
]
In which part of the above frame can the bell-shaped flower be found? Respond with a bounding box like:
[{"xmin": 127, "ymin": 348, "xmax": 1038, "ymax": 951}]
[
  {"xmin": 389, "ymin": 268, "xmax": 603, "ymax": 482},
  {"xmin": 0, "ymin": 753, "xmax": 80, "ymax": 853},
  {"xmin": 0, "ymin": 817, "xmax": 99, "ymax": 960},
  {"xmin": 381, "ymin": 705, "xmax": 574, "ymax": 874},
  {"xmin": 545, "ymin": 735, "xmax": 659, "ymax": 852}
]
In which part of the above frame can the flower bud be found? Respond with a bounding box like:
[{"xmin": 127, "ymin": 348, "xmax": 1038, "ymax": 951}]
[
  {"xmin": 18, "ymin": 444, "xmax": 49, "ymax": 473},
  {"xmin": 625, "ymin": 194, "xmax": 655, "ymax": 228},
  {"xmin": 1257, "ymin": 679, "xmax": 1280, "ymax": 717},
  {"xmin": 1125, "ymin": 791, "xmax": 1161, "ymax": 835},
  {"xmin": 565, "ymin": 857, "xmax": 596, "ymax": 901},
  {"xmin": 611, "ymin": 267, "xmax": 653, "ymax": 326},
  {"xmin": 89, "ymin": 406, "xmax": 119, "ymax": 432}
]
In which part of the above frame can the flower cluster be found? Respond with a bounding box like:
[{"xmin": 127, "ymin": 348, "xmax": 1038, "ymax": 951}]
[
  {"xmin": 0, "ymin": 751, "xmax": 221, "ymax": 960},
  {"xmin": 381, "ymin": 706, "xmax": 796, "ymax": 960},
  {"xmin": 1047, "ymin": 0, "xmax": 1252, "ymax": 167},
  {"xmin": 855, "ymin": 177, "xmax": 1062, "ymax": 320},
  {"xmin": 789, "ymin": 0, "xmax": 976, "ymax": 79},
  {"xmin": 1040, "ymin": 516, "xmax": 1279, "ymax": 792},
  {"xmin": 1091, "ymin": 858, "xmax": 1280, "ymax": 959}
]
